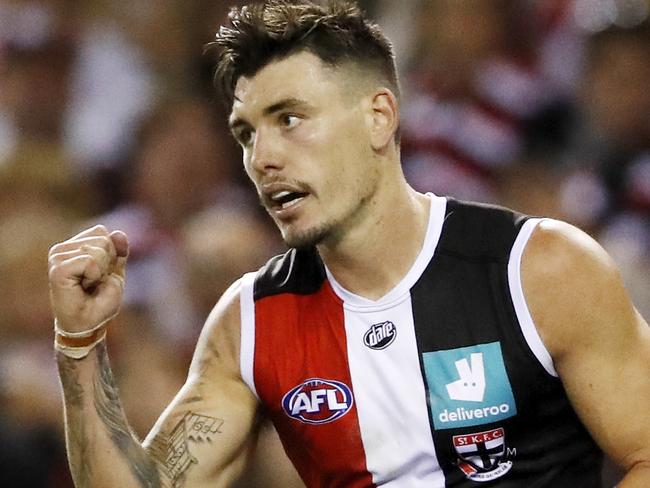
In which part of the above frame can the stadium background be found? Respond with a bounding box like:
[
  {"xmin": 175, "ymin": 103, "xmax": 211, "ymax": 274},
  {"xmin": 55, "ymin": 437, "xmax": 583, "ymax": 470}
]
[{"xmin": 1, "ymin": 0, "xmax": 648, "ymax": 485}]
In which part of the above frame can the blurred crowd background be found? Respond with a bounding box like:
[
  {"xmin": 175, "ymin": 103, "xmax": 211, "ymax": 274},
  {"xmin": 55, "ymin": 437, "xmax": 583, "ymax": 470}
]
[{"xmin": 0, "ymin": 0, "xmax": 648, "ymax": 485}]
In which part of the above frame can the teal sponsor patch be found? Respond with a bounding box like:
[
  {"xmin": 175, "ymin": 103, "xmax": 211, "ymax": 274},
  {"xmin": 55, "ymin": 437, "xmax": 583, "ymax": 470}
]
[{"xmin": 423, "ymin": 342, "xmax": 516, "ymax": 429}]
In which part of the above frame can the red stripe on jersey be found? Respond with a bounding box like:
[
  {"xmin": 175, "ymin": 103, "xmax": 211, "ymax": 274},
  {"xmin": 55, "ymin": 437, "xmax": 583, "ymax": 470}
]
[{"xmin": 254, "ymin": 281, "xmax": 375, "ymax": 488}]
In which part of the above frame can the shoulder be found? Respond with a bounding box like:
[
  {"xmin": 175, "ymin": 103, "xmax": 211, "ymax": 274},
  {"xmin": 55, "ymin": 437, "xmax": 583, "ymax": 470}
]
[
  {"xmin": 520, "ymin": 219, "xmax": 628, "ymax": 360},
  {"xmin": 519, "ymin": 221, "xmax": 650, "ymax": 474},
  {"xmin": 190, "ymin": 245, "xmax": 326, "ymax": 376},
  {"xmin": 189, "ymin": 279, "xmax": 244, "ymax": 380},
  {"xmin": 522, "ymin": 219, "xmax": 619, "ymax": 294}
]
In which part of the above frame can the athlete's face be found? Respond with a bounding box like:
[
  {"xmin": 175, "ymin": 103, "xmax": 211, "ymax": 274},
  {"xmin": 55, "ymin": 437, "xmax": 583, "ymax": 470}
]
[{"xmin": 230, "ymin": 52, "xmax": 381, "ymax": 249}]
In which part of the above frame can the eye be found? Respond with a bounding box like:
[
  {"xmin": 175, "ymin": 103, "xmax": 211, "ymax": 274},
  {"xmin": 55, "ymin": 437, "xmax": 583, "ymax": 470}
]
[
  {"xmin": 233, "ymin": 126, "xmax": 254, "ymax": 147},
  {"xmin": 280, "ymin": 114, "xmax": 301, "ymax": 130}
]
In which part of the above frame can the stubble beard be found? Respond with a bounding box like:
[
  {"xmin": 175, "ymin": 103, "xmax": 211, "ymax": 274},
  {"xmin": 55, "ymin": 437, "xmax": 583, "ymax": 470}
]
[
  {"xmin": 264, "ymin": 169, "xmax": 379, "ymax": 250},
  {"xmin": 277, "ymin": 218, "xmax": 334, "ymax": 250},
  {"xmin": 273, "ymin": 192, "xmax": 371, "ymax": 250}
]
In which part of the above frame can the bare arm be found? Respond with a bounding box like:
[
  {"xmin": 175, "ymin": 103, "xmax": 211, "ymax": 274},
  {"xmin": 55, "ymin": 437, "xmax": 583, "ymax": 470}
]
[
  {"xmin": 57, "ymin": 340, "xmax": 161, "ymax": 487},
  {"xmin": 522, "ymin": 220, "xmax": 650, "ymax": 485},
  {"xmin": 50, "ymin": 226, "xmax": 259, "ymax": 488}
]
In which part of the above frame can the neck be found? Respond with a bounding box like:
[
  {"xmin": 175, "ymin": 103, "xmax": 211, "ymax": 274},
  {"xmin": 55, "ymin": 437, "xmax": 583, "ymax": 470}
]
[{"xmin": 317, "ymin": 170, "xmax": 431, "ymax": 301}]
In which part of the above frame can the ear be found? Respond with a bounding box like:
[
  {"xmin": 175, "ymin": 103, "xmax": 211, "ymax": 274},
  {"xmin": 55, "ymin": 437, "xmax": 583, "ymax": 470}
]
[{"xmin": 367, "ymin": 88, "xmax": 399, "ymax": 151}]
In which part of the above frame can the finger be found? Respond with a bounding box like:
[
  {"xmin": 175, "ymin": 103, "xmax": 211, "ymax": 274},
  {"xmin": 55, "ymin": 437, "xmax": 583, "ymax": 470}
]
[
  {"xmin": 106, "ymin": 272, "xmax": 125, "ymax": 293},
  {"xmin": 79, "ymin": 244, "xmax": 110, "ymax": 271},
  {"xmin": 67, "ymin": 224, "xmax": 110, "ymax": 242},
  {"xmin": 78, "ymin": 245, "xmax": 113, "ymax": 289},
  {"xmin": 49, "ymin": 248, "xmax": 87, "ymax": 268},
  {"xmin": 49, "ymin": 254, "xmax": 103, "ymax": 289},
  {"xmin": 113, "ymin": 256, "xmax": 127, "ymax": 282},
  {"xmin": 50, "ymin": 235, "xmax": 117, "ymax": 260},
  {"xmin": 93, "ymin": 273, "xmax": 126, "ymax": 314},
  {"xmin": 50, "ymin": 245, "xmax": 110, "ymax": 290},
  {"xmin": 109, "ymin": 230, "xmax": 129, "ymax": 258},
  {"xmin": 108, "ymin": 231, "xmax": 129, "ymax": 280}
]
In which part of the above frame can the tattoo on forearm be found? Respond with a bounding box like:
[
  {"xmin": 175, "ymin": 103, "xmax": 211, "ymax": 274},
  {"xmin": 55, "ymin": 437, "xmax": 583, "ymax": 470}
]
[
  {"xmin": 93, "ymin": 342, "xmax": 162, "ymax": 488},
  {"xmin": 58, "ymin": 355, "xmax": 85, "ymax": 407},
  {"xmin": 57, "ymin": 355, "xmax": 92, "ymax": 486},
  {"xmin": 59, "ymin": 344, "xmax": 225, "ymax": 488},
  {"xmin": 147, "ymin": 411, "xmax": 224, "ymax": 487},
  {"xmin": 68, "ymin": 417, "xmax": 93, "ymax": 487}
]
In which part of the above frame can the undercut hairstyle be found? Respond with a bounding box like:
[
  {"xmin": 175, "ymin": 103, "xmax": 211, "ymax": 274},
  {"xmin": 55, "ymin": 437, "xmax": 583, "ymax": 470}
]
[{"xmin": 205, "ymin": 0, "xmax": 400, "ymax": 108}]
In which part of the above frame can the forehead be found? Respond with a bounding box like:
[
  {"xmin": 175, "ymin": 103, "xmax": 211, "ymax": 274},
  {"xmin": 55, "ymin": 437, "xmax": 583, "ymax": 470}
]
[{"xmin": 231, "ymin": 51, "xmax": 346, "ymax": 117}]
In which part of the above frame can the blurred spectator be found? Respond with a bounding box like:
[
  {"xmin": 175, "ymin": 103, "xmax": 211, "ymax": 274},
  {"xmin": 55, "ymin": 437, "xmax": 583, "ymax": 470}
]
[
  {"xmin": 181, "ymin": 206, "xmax": 282, "ymax": 320},
  {"xmin": 0, "ymin": 28, "xmax": 95, "ymax": 215},
  {"xmin": 106, "ymin": 307, "xmax": 187, "ymax": 440},
  {"xmin": 558, "ymin": 17, "xmax": 650, "ymax": 319},
  {"xmin": 62, "ymin": 11, "xmax": 155, "ymax": 172},
  {"xmin": 400, "ymin": 0, "xmax": 561, "ymax": 202},
  {"xmin": 0, "ymin": 196, "xmax": 77, "ymax": 342},
  {"xmin": 1, "ymin": 36, "xmax": 73, "ymax": 143},
  {"xmin": 0, "ymin": 415, "xmax": 69, "ymax": 488},
  {"xmin": 0, "ymin": 196, "xmax": 79, "ymax": 487},
  {"xmin": 95, "ymin": 98, "xmax": 252, "ymax": 346}
]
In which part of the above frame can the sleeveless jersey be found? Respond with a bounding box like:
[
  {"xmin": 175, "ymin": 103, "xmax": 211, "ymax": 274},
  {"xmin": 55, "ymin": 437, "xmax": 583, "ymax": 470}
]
[{"xmin": 239, "ymin": 195, "xmax": 603, "ymax": 487}]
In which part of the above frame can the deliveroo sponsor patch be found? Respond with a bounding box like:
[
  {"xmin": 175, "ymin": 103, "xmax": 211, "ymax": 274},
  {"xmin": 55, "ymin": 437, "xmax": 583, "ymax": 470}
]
[{"xmin": 423, "ymin": 342, "xmax": 517, "ymax": 430}]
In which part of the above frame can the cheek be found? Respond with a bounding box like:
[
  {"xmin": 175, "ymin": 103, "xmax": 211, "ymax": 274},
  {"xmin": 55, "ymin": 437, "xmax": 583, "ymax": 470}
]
[{"xmin": 241, "ymin": 151, "xmax": 258, "ymax": 184}]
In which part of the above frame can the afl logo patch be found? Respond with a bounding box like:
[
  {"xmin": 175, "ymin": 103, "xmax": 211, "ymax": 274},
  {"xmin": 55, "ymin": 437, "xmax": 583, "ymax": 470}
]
[
  {"xmin": 363, "ymin": 321, "xmax": 397, "ymax": 350},
  {"xmin": 282, "ymin": 378, "xmax": 353, "ymax": 425}
]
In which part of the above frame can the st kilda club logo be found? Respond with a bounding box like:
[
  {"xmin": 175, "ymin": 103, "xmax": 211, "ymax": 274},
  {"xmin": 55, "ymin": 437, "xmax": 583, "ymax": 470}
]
[
  {"xmin": 453, "ymin": 427, "xmax": 514, "ymax": 482},
  {"xmin": 282, "ymin": 378, "xmax": 354, "ymax": 424},
  {"xmin": 363, "ymin": 321, "xmax": 397, "ymax": 350}
]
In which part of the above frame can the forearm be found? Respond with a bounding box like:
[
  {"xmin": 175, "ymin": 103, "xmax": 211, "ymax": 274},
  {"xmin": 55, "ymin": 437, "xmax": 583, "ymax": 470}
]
[{"xmin": 57, "ymin": 341, "xmax": 162, "ymax": 488}]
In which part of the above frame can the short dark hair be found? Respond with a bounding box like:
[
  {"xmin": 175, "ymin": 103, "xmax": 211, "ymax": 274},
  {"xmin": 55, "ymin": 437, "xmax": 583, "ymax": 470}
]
[{"xmin": 205, "ymin": 0, "xmax": 399, "ymax": 107}]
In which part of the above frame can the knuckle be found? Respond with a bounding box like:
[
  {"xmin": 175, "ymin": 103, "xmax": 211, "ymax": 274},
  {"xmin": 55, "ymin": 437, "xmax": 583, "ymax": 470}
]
[
  {"xmin": 86, "ymin": 244, "xmax": 108, "ymax": 258},
  {"xmin": 48, "ymin": 264, "xmax": 63, "ymax": 282},
  {"xmin": 94, "ymin": 224, "xmax": 109, "ymax": 235},
  {"xmin": 97, "ymin": 235, "xmax": 113, "ymax": 252},
  {"xmin": 49, "ymin": 242, "xmax": 65, "ymax": 256}
]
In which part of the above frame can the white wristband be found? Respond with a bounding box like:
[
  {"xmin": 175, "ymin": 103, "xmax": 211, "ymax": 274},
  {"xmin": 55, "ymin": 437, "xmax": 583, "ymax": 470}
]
[
  {"xmin": 54, "ymin": 313, "xmax": 117, "ymax": 339},
  {"xmin": 54, "ymin": 329, "xmax": 107, "ymax": 359}
]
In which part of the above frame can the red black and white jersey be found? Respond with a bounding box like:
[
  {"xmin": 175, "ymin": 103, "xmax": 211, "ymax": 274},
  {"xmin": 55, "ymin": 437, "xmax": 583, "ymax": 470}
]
[{"xmin": 239, "ymin": 195, "xmax": 602, "ymax": 487}]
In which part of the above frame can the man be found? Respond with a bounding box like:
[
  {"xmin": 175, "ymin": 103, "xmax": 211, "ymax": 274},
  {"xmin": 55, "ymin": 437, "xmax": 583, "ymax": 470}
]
[{"xmin": 48, "ymin": 1, "xmax": 650, "ymax": 487}]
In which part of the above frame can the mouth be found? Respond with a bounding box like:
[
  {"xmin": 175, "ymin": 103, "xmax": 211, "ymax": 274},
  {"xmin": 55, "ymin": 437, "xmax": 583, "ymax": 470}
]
[
  {"xmin": 261, "ymin": 181, "xmax": 313, "ymax": 216},
  {"xmin": 268, "ymin": 190, "xmax": 310, "ymax": 211}
]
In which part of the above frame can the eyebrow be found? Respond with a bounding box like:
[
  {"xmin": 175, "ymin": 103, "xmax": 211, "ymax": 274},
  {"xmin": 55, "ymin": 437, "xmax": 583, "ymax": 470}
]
[
  {"xmin": 263, "ymin": 97, "xmax": 308, "ymax": 116},
  {"xmin": 228, "ymin": 97, "xmax": 310, "ymax": 131}
]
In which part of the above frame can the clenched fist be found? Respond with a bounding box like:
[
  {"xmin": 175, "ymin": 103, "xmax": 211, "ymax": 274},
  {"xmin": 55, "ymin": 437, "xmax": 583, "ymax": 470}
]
[{"xmin": 48, "ymin": 225, "xmax": 129, "ymax": 335}]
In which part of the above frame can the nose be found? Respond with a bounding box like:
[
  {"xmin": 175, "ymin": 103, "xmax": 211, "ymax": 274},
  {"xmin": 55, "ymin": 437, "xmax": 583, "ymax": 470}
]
[{"xmin": 249, "ymin": 127, "xmax": 283, "ymax": 174}]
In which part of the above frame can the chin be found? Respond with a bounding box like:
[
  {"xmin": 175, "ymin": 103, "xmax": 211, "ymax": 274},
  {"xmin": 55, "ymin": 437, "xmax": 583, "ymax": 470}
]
[{"xmin": 282, "ymin": 222, "xmax": 332, "ymax": 250}]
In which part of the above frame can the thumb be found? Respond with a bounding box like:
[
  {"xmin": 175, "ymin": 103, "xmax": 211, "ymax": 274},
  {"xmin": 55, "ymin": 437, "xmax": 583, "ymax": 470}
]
[{"xmin": 109, "ymin": 230, "xmax": 129, "ymax": 280}]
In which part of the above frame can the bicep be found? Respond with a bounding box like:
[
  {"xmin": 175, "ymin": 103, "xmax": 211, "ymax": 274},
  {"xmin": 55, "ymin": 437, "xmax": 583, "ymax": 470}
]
[
  {"xmin": 557, "ymin": 307, "xmax": 650, "ymax": 469},
  {"xmin": 142, "ymin": 372, "xmax": 259, "ymax": 488},
  {"xmin": 142, "ymin": 281, "xmax": 260, "ymax": 487},
  {"xmin": 522, "ymin": 219, "xmax": 650, "ymax": 470}
]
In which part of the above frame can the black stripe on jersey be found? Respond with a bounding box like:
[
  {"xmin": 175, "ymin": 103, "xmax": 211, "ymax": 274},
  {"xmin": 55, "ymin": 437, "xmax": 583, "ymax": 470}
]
[
  {"xmin": 410, "ymin": 198, "xmax": 602, "ymax": 487},
  {"xmin": 411, "ymin": 199, "xmax": 526, "ymax": 351},
  {"xmin": 410, "ymin": 199, "xmax": 525, "ymax": 486},
  {"xmin": 254, "ymin": 247, "xmax": 326, "ymax": 301}
]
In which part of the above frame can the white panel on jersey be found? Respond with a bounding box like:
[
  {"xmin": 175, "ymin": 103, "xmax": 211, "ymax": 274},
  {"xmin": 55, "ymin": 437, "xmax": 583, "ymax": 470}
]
[
  {"xmin": 344, "ymin": 296, "xmax": 445, "ymax": 486},
  {"xmin": 239, "ymin": 272, "xmax": 259, "ymax": 398},
  {"xmin": 322, "ymin": 193, "xmax": 447, "ymax": 484},
  {"xmin": 326, "ymin": 193, "xmax": 447, "ymax": 307},
  {"xmin": 508, "ymin": 218, "xmax": 558, "ymax": 377},
  {"xmin": 332, "ymin": 194, "xmax": 448, "ymax": 486}
]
